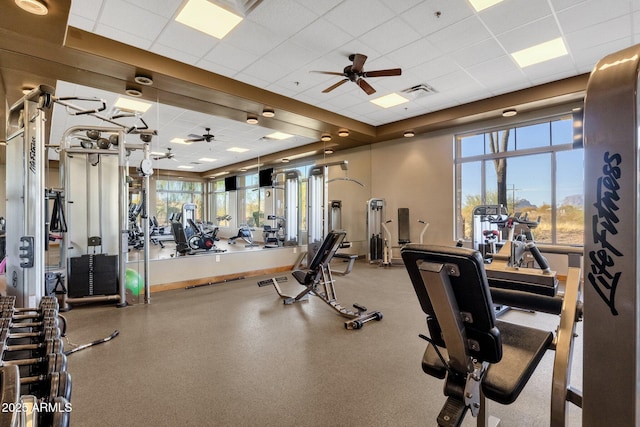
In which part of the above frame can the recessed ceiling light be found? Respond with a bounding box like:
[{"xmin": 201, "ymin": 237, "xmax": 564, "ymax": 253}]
[
  {"xmin": 370, "ymin": 93, "xmax": 410, "ymax": 109},
  {"xmin": 175, "ymin": 0, "xmax": 243, "ymax": 39},
  {"xmin": 265, "ymin": 132, "xmax": 293, "ymax": 140},
  {"xmin": 114, "ymin": 97, "xmax": 152, "ymax": 113},
  {"xmin": 404, "ymin": 131, "xmax": 415, "ymax": 138},
  {"xmin": 177, "ymin": 165, "xmax": 195, "ymax": 169},
  {"xmin": 134, "ymin": 75, "xmax": 153, "ymax": 86},
  {"xmin": 511, "ymin": 37, "xmax": 568, "ymax": 68},
  {"xmin": 227, "ymin": 147, "xmax": 249, "ymax": 153},
  {"xmin": 262, "ymin": 107, "xmax": 275, "ymax": 117},
  {"xmin": 321, "ymin": 134, "xmax": 331, "ymax": 142},
  {"xmin": 198, "ymin": 157, "xmax": 217, "ymax": 162},
  {"xmin": 502, "ymin": 109, "xmax": 517, "ymax": 117},
  {"xmin": 125, "ymin": 87, "xmax": 142, "ymax": 97},
  {"xmin": 324, "ymin": 149, "xmax": 334, "ymax": 154},
  {"xmin": 15, "ymin": 0, "xmax": 48, "ymax": 15},
  {"xmin": 338, "ymin": 129, "xmax": 349, "ymax": 137},
  {"xmin": 246, "ymin": 115, "xmax": 258, "ymax": 124},
  {"xmin": 468, "ymin": 0, "xmax": 504, "ymax": 12},
  {"xmin": 170, "ymin": 138, "xmax": 191, "ymax": 145},
  {"xmin": 281, "ymin": 158, "xmax": 290, "ymax": 163},
  {"xmin": 21, "ymin": 87, "xmax": 34, "ymax": 95}
]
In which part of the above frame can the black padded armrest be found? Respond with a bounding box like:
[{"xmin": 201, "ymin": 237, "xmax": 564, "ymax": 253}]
[
  {"xmin": 491, "ymin": 288, "xmax": 563, "ymax": 315},
  {"xmin": 483, "ymin": 321, "xmax": 553, "ymax": 404}
]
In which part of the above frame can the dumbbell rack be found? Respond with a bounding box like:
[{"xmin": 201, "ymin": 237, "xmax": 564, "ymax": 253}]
[{"xmin": 0, "ymin": 296, "xmax": 71, "ymax": 427}]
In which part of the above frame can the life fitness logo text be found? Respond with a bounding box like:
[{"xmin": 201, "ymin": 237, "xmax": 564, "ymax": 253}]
[
  {"xmin": 29, "ymin": 135, "xmax": 37, "ymax": 175},
  {"xmin": 588, "ymin": 151, "xmax": 622, "ymax": 316}
]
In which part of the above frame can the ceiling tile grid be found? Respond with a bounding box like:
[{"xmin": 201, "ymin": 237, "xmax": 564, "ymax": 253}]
[{"xmin": 57, "ymin": 0, "xmax": 640, "ymax": 171}]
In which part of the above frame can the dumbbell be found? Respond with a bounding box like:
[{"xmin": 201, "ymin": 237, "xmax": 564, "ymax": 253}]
[
  {"xmin": 0, "ymin": 316, "xmax": 60, "ymax": 332},
  {"xmin": 3, "ymin": 352, "xmax": 67, "ymax": 378},
  {"xmin": 22, "ymin": 371, "xmax": 72, "ymax": 402},
  {"xmin": 0, "ymin": 326, "xmax": 61, "ymax": 343},
  {"xmin": 0, "ymin": 296, "xmax": 58, "ymax": 313},
  {"xmin": 0, "ymin": 338, "xmax": 63, "ymax": 361}
]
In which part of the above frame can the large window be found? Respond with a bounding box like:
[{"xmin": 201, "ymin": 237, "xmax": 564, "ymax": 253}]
[
  {"xmin": 155, "ymin": 179, "xmax": 203, "ymax": 224},
  {"xmin": 456, "ymin": 114, "xmax": 583, "ymax": 245}
]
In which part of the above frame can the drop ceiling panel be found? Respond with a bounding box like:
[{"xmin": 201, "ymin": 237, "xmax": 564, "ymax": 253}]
[
  {"xmin": 153, "ymin": 21, "xmax": 220, "ymax": 57},
  {"xmin": 478, "ymin": 0, "xmax": 553, "ymax": 36},
  {"xmin": 401, "ymin": 0, "xmax": 474, "ymax": 37},
  {"xmin": 99, "ymin": 0, "xmax": 166, "ymax": 42},
  {"xmin": 122, "ymin": 0, "xmax": 184, "ymax": 18},
  {"xmin": 323, "ymin": 0, "xmax": 395, "ymax": 38},
  {"xmin": 496, "ymin": 16, "xmax": 563, "ymax": 52}
]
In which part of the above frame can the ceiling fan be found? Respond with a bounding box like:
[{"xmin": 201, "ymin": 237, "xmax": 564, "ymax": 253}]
[
  {"xmin": 185, "ymin": 127, "xmax": 216, "ymax": 143},
  {"xmin": 153, "ymin": 147, "xmax": 176, "ymax": 161},
  {"xmin": 312, "ymin": 53, "xmax": 402, "ymax": 95}
]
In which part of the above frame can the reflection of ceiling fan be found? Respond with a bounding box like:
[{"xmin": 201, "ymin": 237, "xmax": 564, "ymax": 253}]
[
  {"xmin": 186, "ymin": 127, "xmax": 216, "ymax": 143},
  {"xmin": 312, "ymin": 53, "xmax": 402, "ymax": 95},
  {"xmin": 153, "ymin": 147, "xmax": 176, "ymax": 161}
]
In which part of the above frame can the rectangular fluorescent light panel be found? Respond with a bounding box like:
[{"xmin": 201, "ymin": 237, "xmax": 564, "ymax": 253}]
[
  {"xmin": 198, "ymin": 157, "xmax": 217, "ymax": 162},
  {"xmin": 113, "ymin": 97, "xmax": 152, "ymax": 113},
  {"xmin": 176, "ymin": 0, "xmax": 243, "ymax": 39},
  {"xmin": 171, "ymin": 138, "xmax": 191, "ymax": 145},
  {"xmin": 178, "ymin": 165, "xmax": 195, "ymax": 169},
  {"xmin": 511, "ymin": 37, "xmax": 568, "ymax": 68},
  {"xmin": 370, "ymin": 93, "xmax": 409, "ymax": 109},
  {"xmin": 227, "ymin": 147, "xmax": 249, "ymax": 153},
  {"xmin": 468, "ymin": 0, "xmax": 504, "ymax": 12},
  {"xmin": 150, "ymin": 151, "xmax": 165, "ymax": 156},
  {"xmin": 265, "ymin": 131, "xmax": 293, "ymax": 140}
]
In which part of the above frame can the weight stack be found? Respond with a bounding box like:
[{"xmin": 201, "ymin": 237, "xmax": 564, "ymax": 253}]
[{"xmin": 68, "ymin": 254, "xmax": 117, "ymax": 298}]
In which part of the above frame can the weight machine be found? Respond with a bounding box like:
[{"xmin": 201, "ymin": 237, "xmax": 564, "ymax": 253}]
[{"xmin": 6, "ymin": 86, "xmax": 153, "ymax": 308}]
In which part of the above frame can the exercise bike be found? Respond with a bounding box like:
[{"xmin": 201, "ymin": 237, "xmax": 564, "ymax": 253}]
[{"xmin": 186, "ymin": 219, "xmax": 225, "ymax": 252}]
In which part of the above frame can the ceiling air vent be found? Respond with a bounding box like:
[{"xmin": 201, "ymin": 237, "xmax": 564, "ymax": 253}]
[
  {"xmin": 215, "ymin": 0, "xmax": 264, "ymax": 16},
  {"xmin": 401, "ymin": 83, "xmax": 438, "ymax": 99}
]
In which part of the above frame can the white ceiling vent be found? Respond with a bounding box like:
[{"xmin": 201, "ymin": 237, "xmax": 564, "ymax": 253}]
[
  {"xmin": 216, "ymin": 0, "xmax": 264, "ymax": 16},
  {"xmin": 401, "ymin": 83, "xmax": 438, "ymax": 99}
]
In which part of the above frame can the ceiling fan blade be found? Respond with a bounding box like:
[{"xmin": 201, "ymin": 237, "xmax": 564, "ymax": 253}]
[
  {"xmin": 310, "ymin": 71, "xmax": 345, "ymax": 76},
  {"xmin": 185, "ymin": 137, "xmax": 204, "ymax": 142},
  {"xmin": 351, "ymin": 53, "xmax": 367, "ymax": 73},
  {"xmin": 357, "ymin": 78, "xmax": 376, "ymax": 95},
  {"xmin": 322, "ymin": 79, "xmax": 349, "ymax": 93},
  {"xmin": 363, "ymin": 68, "xmax": 402, "ymax": 78}
]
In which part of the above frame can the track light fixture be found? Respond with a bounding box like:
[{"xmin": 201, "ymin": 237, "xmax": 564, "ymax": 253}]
[
  {"xmin": 262, "ymin": 107, "xmax": 275, "ymax": 118},
  {"xmin": 15, "ymin": 0, "xmax": 48, "ymax": 15}
]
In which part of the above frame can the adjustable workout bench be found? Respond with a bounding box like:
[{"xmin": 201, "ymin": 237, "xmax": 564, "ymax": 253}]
[
  {"xmin": 258, "ymin": 230, "xmax": 383, "ymax": 329},
  {"xmin": 401, "ymin": 244, "xmax": 582, "ymax": 426}
]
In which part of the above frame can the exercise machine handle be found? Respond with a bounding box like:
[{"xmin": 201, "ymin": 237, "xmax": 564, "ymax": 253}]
[{"xmin": 526, "ymin": 242, "xmax": 551, "ymax": 273}]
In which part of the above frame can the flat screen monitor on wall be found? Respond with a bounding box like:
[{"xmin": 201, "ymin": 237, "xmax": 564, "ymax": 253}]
[
  {"xmin": 224, "ymin": 176, "xmax": 237, "ymax": 191},
  {"xmin": 259, "ymin": 168, "xmax": 274, "ymax": 187}
]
